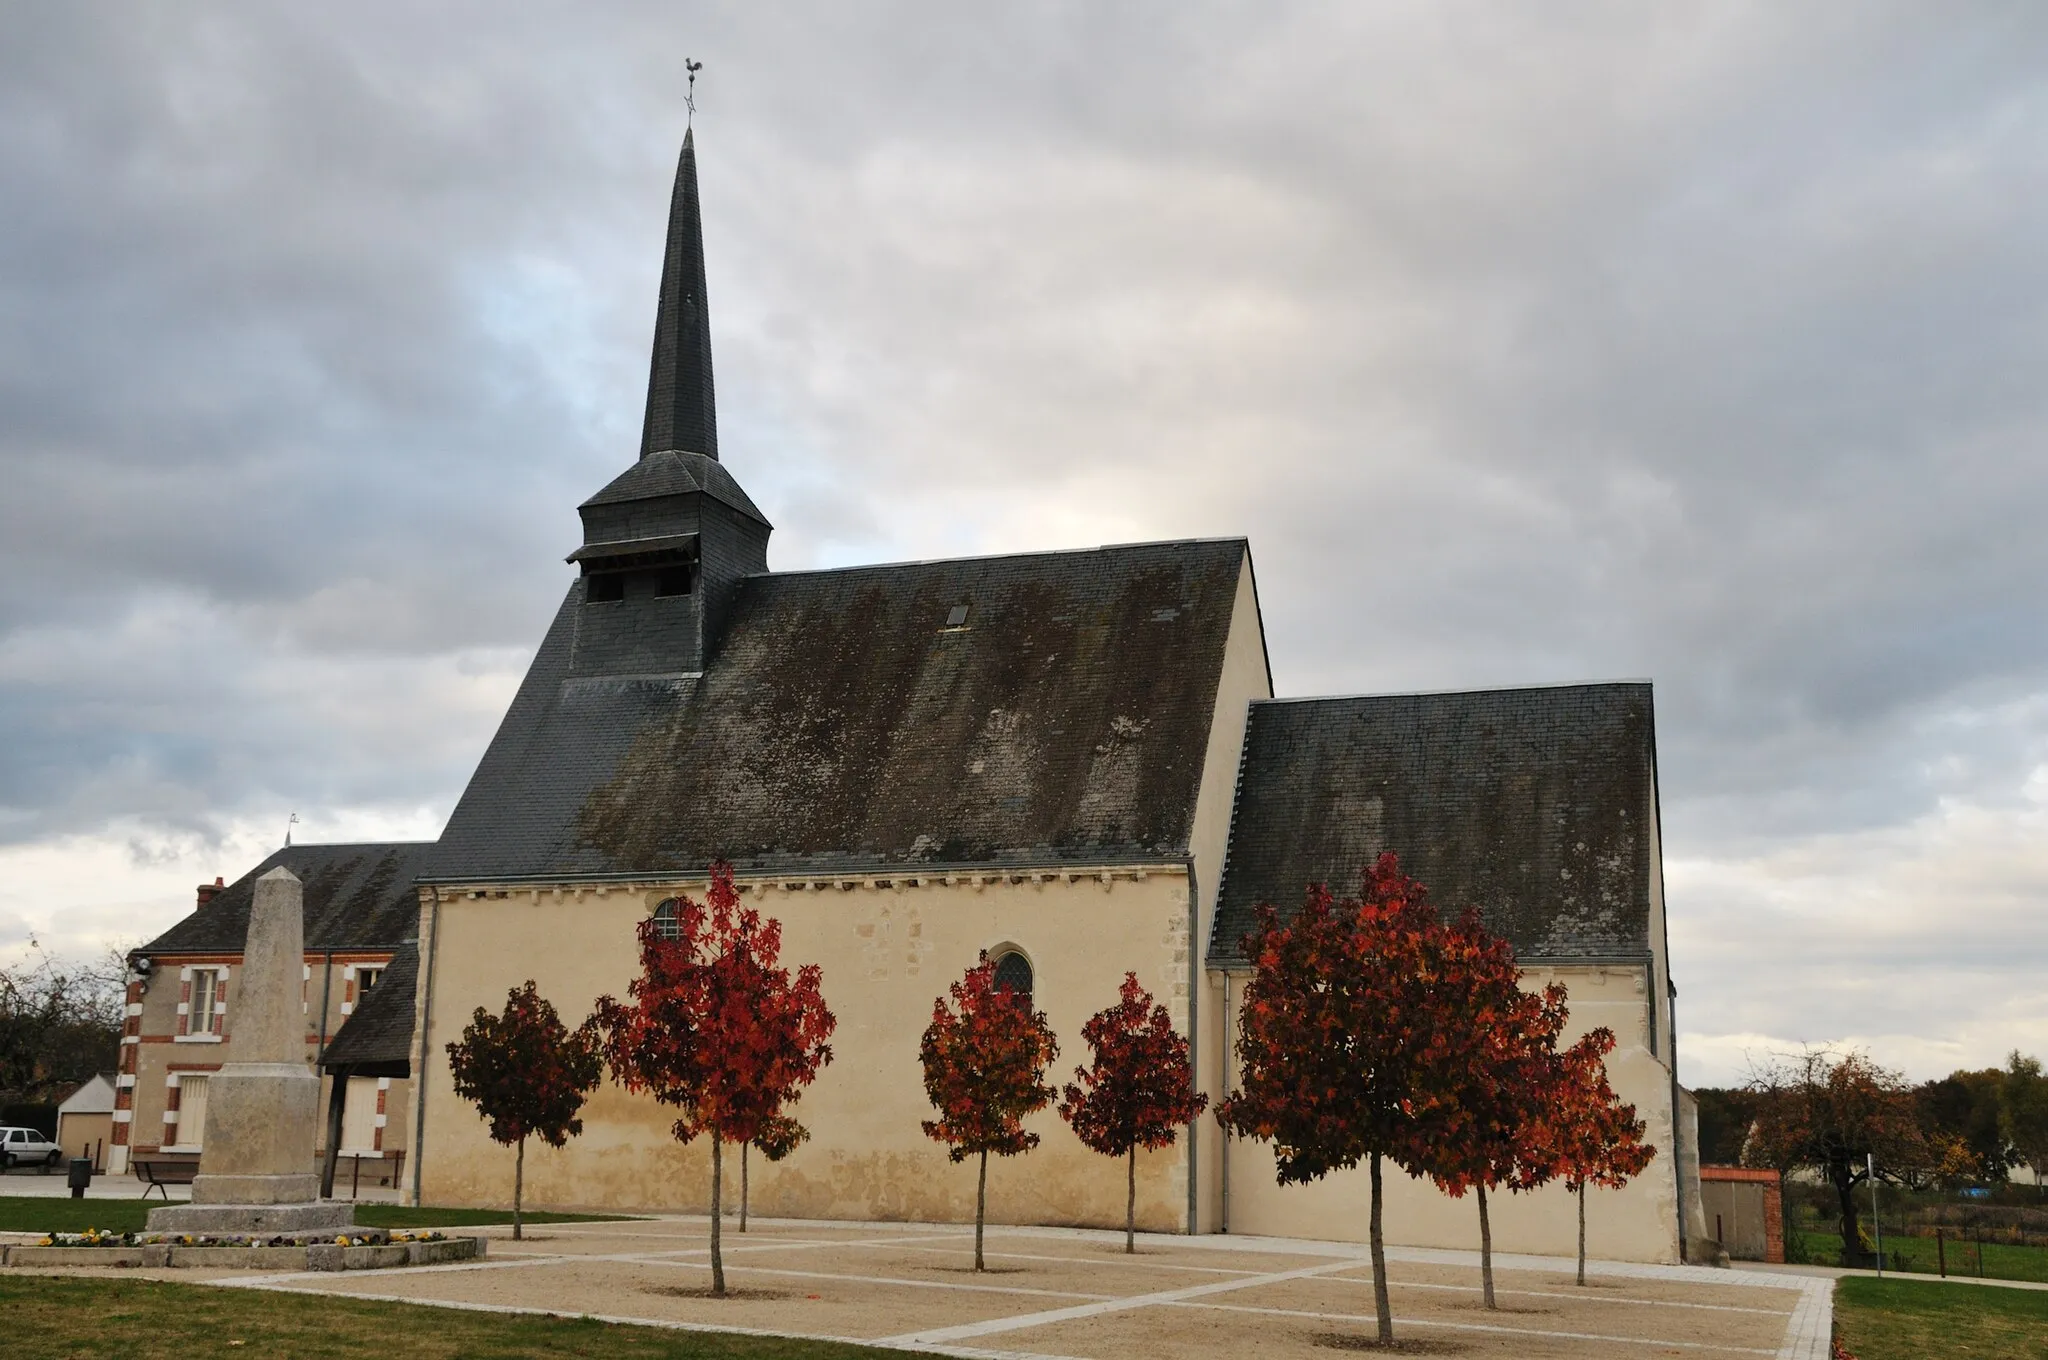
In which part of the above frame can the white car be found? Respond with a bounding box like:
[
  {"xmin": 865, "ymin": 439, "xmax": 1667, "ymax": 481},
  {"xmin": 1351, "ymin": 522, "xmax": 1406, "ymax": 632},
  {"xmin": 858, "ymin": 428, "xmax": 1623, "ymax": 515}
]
[{"xmin": 0, "ymin": 1125, "xmax": 63, "ymax": 1171}]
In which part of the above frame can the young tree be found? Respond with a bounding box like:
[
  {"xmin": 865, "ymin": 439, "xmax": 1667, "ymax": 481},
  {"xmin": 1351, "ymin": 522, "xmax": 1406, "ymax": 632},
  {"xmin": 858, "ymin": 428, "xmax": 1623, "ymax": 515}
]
[
  {"xmin": 593, "ymin": 864, "xmax": 836, "ymax": 1295},
  {"xmin": 444, "ymin": 981, "xmax": 603, "ymax": 1240},
  {"xmin": 2001, "ymin": 1052, "xmax": 2048, "ymax": 1197},
  {"xmin": 1059, "ymin": 973, "xmax": 1210, "ymax": 1254},
  {"xmin": 1419, "ymin": 913, "xmax": 1573, "ymax": 1309},
  {"xmin": 1215, "ymin": 853, "xmax": 1474, "ymax": 1346},
  {"xmin": 1541, "ymin": 1028, "xmax": 1655, "ymax": 1285},
  {"xmin": 920, "ymin": 956, "xmax": 1059, "ymax": 1272},
  {"xmin": 1745, "ymin": 1049, "xmax": 1928, "ymax": 1263}
]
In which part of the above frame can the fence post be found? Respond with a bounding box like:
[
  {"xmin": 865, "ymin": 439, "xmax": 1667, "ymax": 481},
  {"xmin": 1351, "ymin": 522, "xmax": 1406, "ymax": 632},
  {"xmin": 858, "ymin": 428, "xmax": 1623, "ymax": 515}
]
[{"xmin": 1936, "ymin": 1228, "xmax": 1945, "ymax": 1278}]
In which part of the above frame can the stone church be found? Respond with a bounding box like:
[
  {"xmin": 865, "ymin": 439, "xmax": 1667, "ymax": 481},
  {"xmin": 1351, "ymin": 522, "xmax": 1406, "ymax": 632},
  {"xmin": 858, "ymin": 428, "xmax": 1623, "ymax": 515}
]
[{"xmin": 120, "ymin": 128, "xmax": 1707, "ymax": 1262}]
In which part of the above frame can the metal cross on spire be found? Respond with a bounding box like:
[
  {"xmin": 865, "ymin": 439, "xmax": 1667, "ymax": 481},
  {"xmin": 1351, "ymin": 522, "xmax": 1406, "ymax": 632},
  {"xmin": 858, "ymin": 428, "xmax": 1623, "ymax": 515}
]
[{"xmin": 686, "ymin": 58, "xmax": 703, "ymax": 123}]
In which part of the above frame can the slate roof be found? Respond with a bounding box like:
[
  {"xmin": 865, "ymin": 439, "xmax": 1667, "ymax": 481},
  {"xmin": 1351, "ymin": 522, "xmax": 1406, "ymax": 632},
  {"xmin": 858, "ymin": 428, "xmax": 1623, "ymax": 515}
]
[
  {"xmin": 432, "ymin": 538, "xmax": 1250, "ymax": 881},
  {"xmin": 581, "ymin": 449, "xmax": 767, "ymax": 529},
  {"xmin": 139, "ymin": 842, "xmax": 435, "ymax": 956},
  {"xmin": 639, "ymin": 128, "xmax": 717, "ymax": 461},
  {"xmin": 1208, "ymin": 683, "xmax": 1659, "ymax": 967},
  {"xmin": 319, "ymin": 940, "xmax": 418, "ymax": 1074}
]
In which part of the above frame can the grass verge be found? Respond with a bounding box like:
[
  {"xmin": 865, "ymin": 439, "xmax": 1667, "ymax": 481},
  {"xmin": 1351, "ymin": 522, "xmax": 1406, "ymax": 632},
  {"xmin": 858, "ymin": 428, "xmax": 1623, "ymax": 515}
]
[
  {"xmin": 1834, "ymin": 1276, "xmax": 2048, "ymax": 1360},
  {"xmin": 0, "ymin": 1196, "xmax": 640, "ymax": 1235},
  {"xmin": 1, "ymin": 1274, "xmax": 892, "ymax": 1359}
]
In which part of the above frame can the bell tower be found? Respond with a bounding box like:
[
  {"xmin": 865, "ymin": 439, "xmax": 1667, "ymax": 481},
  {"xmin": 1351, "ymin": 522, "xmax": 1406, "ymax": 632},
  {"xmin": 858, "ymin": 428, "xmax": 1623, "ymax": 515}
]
[{"xmin": 567, "ymin": 126, "xmax": 771, "ymax": 677}]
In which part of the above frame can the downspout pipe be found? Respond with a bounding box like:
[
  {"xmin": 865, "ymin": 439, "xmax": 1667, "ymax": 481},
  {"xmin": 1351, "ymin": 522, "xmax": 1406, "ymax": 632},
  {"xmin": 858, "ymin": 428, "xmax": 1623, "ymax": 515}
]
[{"xmin": 410, "ymin": 888, "xmax": 441, "ymax": 1208}]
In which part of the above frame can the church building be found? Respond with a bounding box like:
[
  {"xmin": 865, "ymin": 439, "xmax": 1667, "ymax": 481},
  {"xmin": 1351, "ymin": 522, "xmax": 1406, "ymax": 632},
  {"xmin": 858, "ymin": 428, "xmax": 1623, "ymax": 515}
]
[{"xmin": 126, "ymin": 127, "xmax": 1706, "ymax": 1263}]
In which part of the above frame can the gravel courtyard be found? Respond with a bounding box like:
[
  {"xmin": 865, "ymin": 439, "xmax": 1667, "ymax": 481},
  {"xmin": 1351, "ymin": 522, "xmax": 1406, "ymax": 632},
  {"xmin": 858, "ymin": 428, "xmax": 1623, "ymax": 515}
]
[{"xmin": 182, "ymin": 1216, "xmax": 1830, "ymax": 1358}]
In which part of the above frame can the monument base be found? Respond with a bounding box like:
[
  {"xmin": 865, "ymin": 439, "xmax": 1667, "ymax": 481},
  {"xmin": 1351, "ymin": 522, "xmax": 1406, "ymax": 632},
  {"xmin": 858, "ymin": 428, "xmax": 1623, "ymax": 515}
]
[{"xmin": 148, "ymin": 1199, "xmax": 357, "ymax": 1236}]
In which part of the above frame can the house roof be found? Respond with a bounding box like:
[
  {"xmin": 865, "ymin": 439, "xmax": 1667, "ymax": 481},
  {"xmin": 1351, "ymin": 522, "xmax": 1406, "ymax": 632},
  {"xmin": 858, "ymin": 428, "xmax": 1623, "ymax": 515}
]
[
  {"xmin": 432, "ymin": 538, "xmax": 1250, "ymax": 881},
  {"xmin": 319, "ymin": 941, "xmax": 418, "ymax": 1074},
  {"xmin": 1208, "ymin": 682, "xmax": 1660, "ymax": 967},
  {"xmin": 139, "ymin": 842, "xmax": 436, "ymax": 956},
  {"xmin": 57, "ymin": 1074, "xmax": 117, "ymax": 1114}
]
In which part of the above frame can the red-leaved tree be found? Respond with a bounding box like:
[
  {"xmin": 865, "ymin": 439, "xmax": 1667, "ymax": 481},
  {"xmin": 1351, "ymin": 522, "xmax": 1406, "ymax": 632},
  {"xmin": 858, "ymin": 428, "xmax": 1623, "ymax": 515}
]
[
  {"xmin": 445, "ymin": 981, "xmax": 603, "ymax": 1240},
  {"xmin": 1420, "ymin": 915, "xmax": 1573, "ymax": 1308},
  {"xmin": 1059, "ymin": 972, "xmax": 1210, "ymax": 1253},
  {"xmin": 1215, "ymin": 853, "xmax": 1475, "ymax": 1346},
  {"xmin": 1541, "ymin": 1027, "xmax": 1655, "ymax": 1285},
  {"xmin": 920, "ymin": 955, "xmax": 1059, "ymax": 1272},
  {"xmin": 592, "ymin": 863, "xmax": 836, "ymax": 1295}
]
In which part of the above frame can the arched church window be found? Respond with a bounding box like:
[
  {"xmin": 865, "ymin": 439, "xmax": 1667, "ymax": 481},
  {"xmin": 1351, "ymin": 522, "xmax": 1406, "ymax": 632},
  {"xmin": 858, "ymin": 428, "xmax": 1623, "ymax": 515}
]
[
  {"xmin": 990, "ymin": 949, "xmax": 1033, "ymax": 1000},
  {"xmin": 651, "ymin": 898, "xmax": 684, "ymax": 942}
]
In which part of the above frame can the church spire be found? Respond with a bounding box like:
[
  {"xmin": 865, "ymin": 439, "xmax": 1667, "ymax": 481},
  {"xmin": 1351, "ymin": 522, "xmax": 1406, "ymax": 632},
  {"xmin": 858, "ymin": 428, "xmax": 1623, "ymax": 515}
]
[{"xmin": 638, "ymin": 127, "xmax": 717, "ymax": 460}]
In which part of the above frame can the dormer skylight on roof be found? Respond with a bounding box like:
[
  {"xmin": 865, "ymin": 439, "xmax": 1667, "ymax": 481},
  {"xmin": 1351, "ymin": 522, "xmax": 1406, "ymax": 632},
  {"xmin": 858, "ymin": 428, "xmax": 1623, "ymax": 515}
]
[{"xmin": 943, "ymin": 604, "xmax": 971, "ymax": 630}]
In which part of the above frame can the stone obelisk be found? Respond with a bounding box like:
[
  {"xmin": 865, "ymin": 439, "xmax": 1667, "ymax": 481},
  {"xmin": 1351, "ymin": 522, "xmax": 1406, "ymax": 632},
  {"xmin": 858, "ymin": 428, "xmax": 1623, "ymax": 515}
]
[{"xmin": 150, "ymin": 867, "xmax": 354, "ymax": 1234}]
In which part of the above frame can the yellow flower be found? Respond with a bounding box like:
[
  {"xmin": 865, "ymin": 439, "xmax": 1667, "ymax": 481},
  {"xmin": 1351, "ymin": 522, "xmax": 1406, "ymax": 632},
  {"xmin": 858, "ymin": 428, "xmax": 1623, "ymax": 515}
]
[{"xmin": 38, "ymin": 1236, "xmax": 52, "ymax": 1246}]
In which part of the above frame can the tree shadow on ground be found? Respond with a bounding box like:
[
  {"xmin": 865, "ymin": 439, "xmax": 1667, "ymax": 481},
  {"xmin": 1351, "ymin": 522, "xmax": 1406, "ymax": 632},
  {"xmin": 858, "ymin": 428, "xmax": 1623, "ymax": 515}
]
[
  {"xmin": 643, "ymin": 1285, "xmax": 795, "ymax": 1301},
  {"xmin": 1312, "ymin": 1333, "xmax": 1468, "ymax": 1354}
]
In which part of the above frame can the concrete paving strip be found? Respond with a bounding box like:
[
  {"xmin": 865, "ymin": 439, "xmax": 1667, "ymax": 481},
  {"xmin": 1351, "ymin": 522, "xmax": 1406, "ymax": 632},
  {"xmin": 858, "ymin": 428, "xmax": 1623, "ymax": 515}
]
[
  {"xmin": 1311, "ymin": 1273, "xmax": 1795, "ymax": 1315},
  {"xmin": 879, "ymin": 1256, "xmax": 1369, "ymax": 1345},
  {"xmin": 883, "ymin": 1243, "xmax": 1268, "ymax": 1277},
  {"xmin": 612, "ymin": 1254, "xmax": 1123, "ymax": 1303},
  {"xmin": 1171, "ymin": 1298, "xmax": 1781, "ymax": 1356},
  {"xmin": 206, "ymin": 1282, "xmax": 1098, "ymax": 1360}
]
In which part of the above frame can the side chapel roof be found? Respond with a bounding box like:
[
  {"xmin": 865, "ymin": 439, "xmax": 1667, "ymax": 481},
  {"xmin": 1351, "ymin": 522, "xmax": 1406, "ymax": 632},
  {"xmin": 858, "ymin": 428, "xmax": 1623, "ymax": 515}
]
[
  {"xmin": 319, "ymin": 940, "xmax": 419, "ymax": 1073},
  {"xmin": 432, "ymin": 538, "xmax": 1251, "ymax": 881},
  {"xmin": 1208, "ymin": 682, "xmax": 1660, "ymax": 967}
]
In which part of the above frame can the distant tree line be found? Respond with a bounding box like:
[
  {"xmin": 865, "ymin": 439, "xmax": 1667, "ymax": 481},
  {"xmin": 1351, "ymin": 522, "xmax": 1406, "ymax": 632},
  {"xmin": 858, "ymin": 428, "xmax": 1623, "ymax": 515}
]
[
  {"xmin": 0, "ymin": 943, "xmax": 126, "ymax": 1107},
  {"xmin": 1692, "ymin": 1048, "xmax": 2048, "ymax": 1262}
]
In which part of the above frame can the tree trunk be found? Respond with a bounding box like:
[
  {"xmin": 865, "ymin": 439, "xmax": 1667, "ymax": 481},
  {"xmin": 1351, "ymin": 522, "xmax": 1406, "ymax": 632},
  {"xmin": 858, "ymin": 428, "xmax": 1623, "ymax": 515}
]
[
  {"xmin": 1576, "ymin": 1182, "xmax": 1588, "ymax": 1286},
  {"xmin": 1368, "ymin": 1150, "xmax": 1393, "ymax": 1344},
  {"xmin": 1126, "ymin": 1146, "xmax": 1137, "ymax": 1254},
  {"xmin": 1477, "ymin": 1183, "xmax": 1495, "ymax": 1308},
  {"xmin": 709, "ymin": 1136, "xmax": 726, "ymax": 1297},
  {"xmin": 741, "ymin": 1141, "xmax": 749, "ymax": 1233},
  {"xmin": 513, "ymin": 1135, "xmax": 525, "ymax": 1242},
  {"xmin": 1833, "ymin": 1161, "xmax": 1861, "ymax": 1263},
  {"xmin": 975, "ymin": 1148, "xmax": 989, "ymax": 1273}
]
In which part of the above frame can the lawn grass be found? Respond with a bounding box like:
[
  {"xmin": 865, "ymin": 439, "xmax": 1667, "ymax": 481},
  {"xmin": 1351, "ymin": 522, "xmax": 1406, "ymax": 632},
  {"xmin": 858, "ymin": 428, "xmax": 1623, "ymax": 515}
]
[
  {"xmin": 0, "ymin": 1274, "xmax": 892, "ymax": 1360},
  {"xmin": 1792, "ymin": 1228, "xmax": 2048, "ymax": 1284},
  {"xmin": 0, "ymin": 1195, "xmax": 641, "ymax": 1235},
  {"xmin": 1834, "ymin": 1276, "xmax": 2048, "ymax": 1359}
]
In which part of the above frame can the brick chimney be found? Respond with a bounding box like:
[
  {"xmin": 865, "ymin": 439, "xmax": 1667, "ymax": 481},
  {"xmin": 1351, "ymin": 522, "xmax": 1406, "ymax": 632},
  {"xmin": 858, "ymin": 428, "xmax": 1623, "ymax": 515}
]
[{"xmin": 196, "ymin": 876, "xmax": 225, "ymax": 910}]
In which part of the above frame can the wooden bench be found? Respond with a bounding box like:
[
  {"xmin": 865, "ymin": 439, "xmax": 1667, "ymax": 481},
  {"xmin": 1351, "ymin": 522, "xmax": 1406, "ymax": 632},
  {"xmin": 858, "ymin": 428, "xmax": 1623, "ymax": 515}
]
[{"xmin": 133, "ymin": 1154, "xmax": 200, "ymax": 1200}]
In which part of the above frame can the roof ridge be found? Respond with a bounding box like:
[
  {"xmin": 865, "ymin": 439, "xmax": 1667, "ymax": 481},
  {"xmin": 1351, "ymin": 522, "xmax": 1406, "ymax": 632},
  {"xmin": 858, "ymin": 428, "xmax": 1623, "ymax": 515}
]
[
  {"xmin": 749, "ymin": 536, "xmax": 1249, "ymax": 580},
  {"xmin": 1254, "ymin": 679, "xmax": 1653, "ymax": 706}
]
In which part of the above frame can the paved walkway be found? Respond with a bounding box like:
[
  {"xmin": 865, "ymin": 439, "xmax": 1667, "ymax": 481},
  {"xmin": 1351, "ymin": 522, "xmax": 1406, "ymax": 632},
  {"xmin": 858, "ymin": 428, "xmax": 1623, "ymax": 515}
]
[{"xmin": 191, "ymin": 1216, "xmax": 1832, "ymax": 1360}]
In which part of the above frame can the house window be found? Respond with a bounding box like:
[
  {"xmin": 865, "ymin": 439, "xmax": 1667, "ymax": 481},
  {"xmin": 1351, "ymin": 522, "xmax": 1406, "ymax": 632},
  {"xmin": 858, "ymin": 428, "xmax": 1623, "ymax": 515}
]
[
  {"xmin": 356, "ymin": 966, "xmax": 384, "ymax": 995},
  {"xmin": 655, "ymin": 566, "xmax": 693, "ymax": 598},
  {"xmin": 990, "ymin": 949, "xmax": 1033, "ymax": 1001},
  {"xmin": 651, "ymin": 898, "xmax": 683, "ymax": 942},
  {"xmin": 176, "ymin": 1076, "xmax": 209, "ymax": 1149},
  {"xmin": 189, "ymin": 969, "xmax": 219, "ymax": 1035},
  {"xmin": 585, "ymin": 573, "xmax": 626, "ymax": 604}
]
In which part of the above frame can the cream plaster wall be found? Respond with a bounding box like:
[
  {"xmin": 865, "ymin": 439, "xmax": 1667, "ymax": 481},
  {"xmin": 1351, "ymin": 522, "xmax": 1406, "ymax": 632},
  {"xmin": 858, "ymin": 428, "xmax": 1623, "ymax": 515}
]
[
  {"xmin": 1185, "ymin": 551, "xmax": 1274, "ymax": 1234},
  {"xmin": 1220, "ymin": 965, "xmax": 1683, "ymax": 1263},
  {"xmin": 413, "ymin": 870, "xmax": 1197, "ymax": 1228}
]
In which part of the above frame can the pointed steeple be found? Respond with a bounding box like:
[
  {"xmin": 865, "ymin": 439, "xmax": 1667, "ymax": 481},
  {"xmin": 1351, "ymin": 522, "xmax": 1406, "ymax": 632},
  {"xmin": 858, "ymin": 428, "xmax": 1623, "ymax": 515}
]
[{"xmin": 638, "ymin": 129, "xmax": 717, "ymax": 460}]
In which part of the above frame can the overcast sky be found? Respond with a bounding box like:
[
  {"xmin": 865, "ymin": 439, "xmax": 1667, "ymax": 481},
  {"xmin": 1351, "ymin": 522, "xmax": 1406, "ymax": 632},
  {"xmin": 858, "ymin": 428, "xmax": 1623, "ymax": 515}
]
[{"xmin": 3, "ymin": 4, "xmax": 2044, "ymax": 1088}]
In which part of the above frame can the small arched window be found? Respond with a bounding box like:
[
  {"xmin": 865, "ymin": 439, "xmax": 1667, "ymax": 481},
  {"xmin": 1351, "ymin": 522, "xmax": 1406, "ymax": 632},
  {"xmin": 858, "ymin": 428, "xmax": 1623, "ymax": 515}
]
[
  {"xmin": 990, "ymin": 949, "xmax": 1033, "ymax": 1000},
  {"xmin": 651, "ymin": 898, "xmax": 684, "ymax": 942}
]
